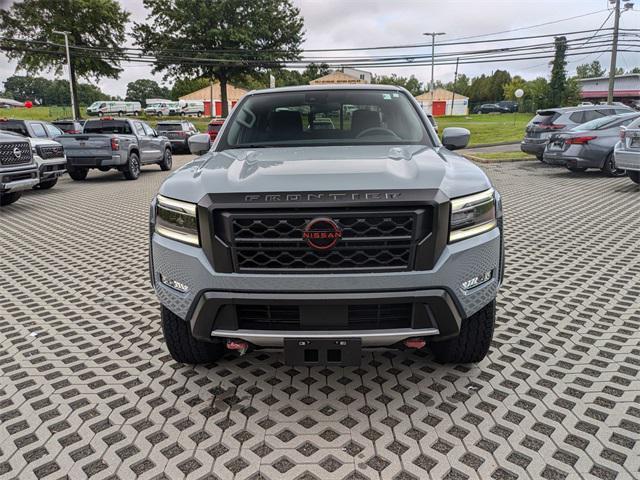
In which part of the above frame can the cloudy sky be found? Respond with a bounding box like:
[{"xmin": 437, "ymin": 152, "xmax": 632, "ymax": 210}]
[{"xmin": 1, "ymin": 0, "xmax": 639, "ymax": 97}]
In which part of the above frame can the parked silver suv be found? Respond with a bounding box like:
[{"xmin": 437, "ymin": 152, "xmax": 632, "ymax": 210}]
[
  {"xmin": 521, "ymin": 105, "xmax": 633, "ymax": 161},
  {"xmin": 150, "ymin": 85, "xmax": 504, "ymax": 367}
]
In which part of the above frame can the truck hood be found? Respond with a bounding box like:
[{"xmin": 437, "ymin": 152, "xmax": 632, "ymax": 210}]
[
  {"xmin": 27, "ymin": 137, "xmax": 62, "ymax": 147},
  {"xmin": 159, "ymin": 145, "xmax": 492, "ymax": 203}
]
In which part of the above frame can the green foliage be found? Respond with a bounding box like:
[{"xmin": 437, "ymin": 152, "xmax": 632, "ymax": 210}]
[
  {"xmin": 0, "ymin": 0, "xmax": 130, "ymax": 117},
  {"xmin": 576, "ymin": 60, "xmax": 606, "ymax": 79},
  {"xmin": 503, "ymin": 76, "xmax": 527, "ymax": 100},
  {"xmin": 463, "ymin": 70, "xmax": 511, "ymax": 103},
  {"xmin": 372, "ymin": 74, "xmax": 425, "ymax": 96},
  {"xmin": 564, "ymin": 77, "xmax": 582, "ymax": 107},
  {"xmin": 630, "ymin": 67, "xmax": 640, "ymax": 74},
  {"xmin": 2, "ymin": 75, "xmax": 110, "ymax": 105},
  {"xmin": 170, "ymin": 78, "xmax": 210, "ymax": 99},
  {"xmin": 134, "ymin": 0, "xmax": 304, "ymax": 116},
  {"xmin": 126, "ymin": 79, "xmax": 171, "ymax": 103},
  {"xmin": 549, "ymin": 36, "xmax": 567, "ymax": 106}
]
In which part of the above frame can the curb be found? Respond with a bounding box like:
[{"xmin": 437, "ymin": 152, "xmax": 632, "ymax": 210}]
[
  {"xmin": 465, "ymin": 141, "xmax": 521, "ymax": 149},
  {"xmin": 461, "ymin": 153, "xmax": 536, "ymax": 164}
]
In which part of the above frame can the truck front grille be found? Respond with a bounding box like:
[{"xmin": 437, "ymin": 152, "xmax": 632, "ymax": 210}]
[
  {"xmin": 36, "ymin": 145, "xmax": 64, "ymax": 159},
  {"xmin": 221, "ymin": 208, "xmax": 429, "ymax": 273},
  {"xmin": 236, "ymin": 303, "xmax": 412, "ymax": 330},
  {"xmin": 0, "ymin": 142, "xmax": 32, "ymax": 166}
]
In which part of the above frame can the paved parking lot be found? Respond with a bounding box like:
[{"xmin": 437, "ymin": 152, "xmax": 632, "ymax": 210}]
[{"xmin": 1, "ymin": 156, "xmax": 639, "ymax": 480}]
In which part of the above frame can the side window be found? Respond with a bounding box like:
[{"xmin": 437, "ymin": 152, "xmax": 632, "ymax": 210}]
[
  {"xmin": 569, "ymin": 112, "xmax": 584, "ymax": 123},
  {"xmin": 615, "ymin": 108, "xmax": 630, "ymax": 115},
  {"xmin": 30, "ymin": 123, "xmax": 48, "ymax": 137},
  {"xmin": 142, "ymin": 123, "xmax": 155, "ymax": 136},
  {"xmin": 133, "ymin": 122, "xmax": 146, "ymax": 136},
  {"xmin": 582, "ymin": 110, "xmax": 603, "ymax": 122},
  {"xmin": 45, "ymin": 124, "xmax": 63, "ymax": 137},
  {"xmin": 596, "ymin": 109, "xmax": 615, "ymax": 117}
]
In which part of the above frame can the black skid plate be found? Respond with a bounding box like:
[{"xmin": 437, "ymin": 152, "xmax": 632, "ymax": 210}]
[{"xmin": 284, "ymin": 338, "xmax": 362, "ymax": 366}]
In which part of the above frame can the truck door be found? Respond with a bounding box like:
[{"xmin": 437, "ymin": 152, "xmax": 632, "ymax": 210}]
[
  {"xmin": 133, "ymin": 121, "xmax": 153, "ymax": 162},
  {"xmin": 142, "ymin": 122, "xmax": 162, "ymax": 161}
]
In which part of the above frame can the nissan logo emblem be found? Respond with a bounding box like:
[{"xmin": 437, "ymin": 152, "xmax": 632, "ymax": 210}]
[
  {"xmin": 13, "ymin": 147, "xmax": 22, "ymax": 159},
  {"xmin": 302, "ymin": 218, "xmax": 343, "ymax": 250}
]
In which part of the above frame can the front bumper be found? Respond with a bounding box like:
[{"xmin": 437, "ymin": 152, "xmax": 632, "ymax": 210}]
[
  {"xmin": 36, "ymin": 157, "xmax": 67, "ymax": 179},
  {"xmin": 0, "ymin": 166, "xmax": 39, "ymax": 192},
  {"xmin": 152, "ymin": 225, "xmax": 502, "ymax": 347},
  {"xmin": 614, "ymin": 148, "xmax": 640, "ymax": 171},
  {"xmin": 67, "ymin": 154, "xmax": 123, "ymax": 168}
]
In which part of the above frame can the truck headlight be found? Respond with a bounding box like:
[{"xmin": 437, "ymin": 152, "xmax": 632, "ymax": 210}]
[
  {"xmin": 449, "ymin": 188, "xmax": 497, "ymax": 242},
  {"xmin": 155, "ymin": 194, "xmax": 200, "ymax": 246}
]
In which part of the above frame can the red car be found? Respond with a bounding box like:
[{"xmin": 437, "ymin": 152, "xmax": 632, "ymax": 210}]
[{"xmin": 207, "ymin": 119, "xmax": 225, "ymax": 140}]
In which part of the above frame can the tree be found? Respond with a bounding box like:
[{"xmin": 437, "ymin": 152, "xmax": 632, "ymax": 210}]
[
  {"xmin": 630, "ymin": 67, "xmax": 640, "ymax": 74},
  {"xmin": 135, "ymin": 0, "xmax": 304, "ymax": 117},
  {"xmin": 525, "ymin": 77, "xmax": 551, "ymax": 111},
  {"xmin": 302, "ymin": 63, "xmax": 331, "ymax": 83},
  {"xmin": 503, "ymin": 76, "xmax": 527, "ymax": 100},
  {"xmin": 372, "ymin": 74, "xmax": 425, "ymax": 96},
  {"xmin": 576, "ymin": 60, "xmax": 606, "ymax": 79},
  {"xmin": 549, "ymin": 36, "xmax": 568, "ymax": 106},
  {"xmin": 170, "ymin": 77, "xmax": 210, "ymax": 99},
  {"xmin": 564, "ymin": 77, "xmax": 582, "ymax": 106},
  {"xmin": 0, "ymin": 0, "xmax": 130, "ymax": 118},
  {"xmin": 3, "ymin": 76, "xmax": 51, "ymax": 103},
  {"xmin": 126, "ymin": 79, "xmax": 171, "ymax": 104}
]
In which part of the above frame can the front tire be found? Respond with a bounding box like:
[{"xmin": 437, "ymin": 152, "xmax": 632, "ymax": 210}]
[
  {"xmin": 601, "ymin": 153, "xmax": 625, "ymax": 177},
  {"xmin": 161, "ymin": 305, "xmax": 225, "ymax": 364},
  {"xmin": 122, "ymin": 152, "xmax": 141, "ymax": 180},
  {"xmin": 428, "ymin": 300, "xmax": 495, "ymax": 364},
  {"xmin": 629, "ymin": 171, "xmax": 640, "ymax": 184},
  {"xmin": 68, "ymin": 167, "xmax": 88, "ymax": 181},
  {"xmin": 0, "ymin": 191, "xmax": 22, "ymax": 206},
  {"xmin": 159, "ymin": 148, "xmax": 172, "ymax": 171},
  {"xmin": 34, "ymin": 177, "xmax": 58, "ymax": 189}
]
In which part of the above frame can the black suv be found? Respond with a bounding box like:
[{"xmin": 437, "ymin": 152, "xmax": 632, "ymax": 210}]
[{"xmin": 156, "ymin": 120, "xmax": 198, "ymax": 153}]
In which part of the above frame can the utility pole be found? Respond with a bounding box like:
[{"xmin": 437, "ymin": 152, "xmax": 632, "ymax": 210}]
[
  {"xmin": 53, "ymin": 30, "xmax": 76, "ymax": 120},
  {"xmin": 450, "ymin": 57, "xmax": 459, "ymax": 116},
  {"xmin": 607, "ymin": 0, "xmax": 621, "ymax": 104},
  {"xmin": 423, "ymin": 32, "xmax": 445, "ymax": 112}
]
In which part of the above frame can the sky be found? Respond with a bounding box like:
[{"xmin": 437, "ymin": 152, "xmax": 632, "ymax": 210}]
[{"xmin": 1, "ymin": 0, "xmax": 639, "ymax": 97}]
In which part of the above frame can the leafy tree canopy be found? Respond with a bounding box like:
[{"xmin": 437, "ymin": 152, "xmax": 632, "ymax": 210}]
[
  {"xmin": 2, "ymin": 75, "xmax": 110, "ymax": 105},
  {"xmin": 126, "ymin": 79, "xmax": 171, "ymax": 103},
  {"xmin": 372, "ymin": 74, "xmax": 425, "ymax": 96},
  {"xmin": 576, "ymin": 61, "xmax": 606, "ymax": 79},
  {"xmin": 134, "ymin": 0, "xmax": 304, "ymax": 116},
  {"xmin": 0, "ymin": 0, "xmax": 130, "ymax": 117}
]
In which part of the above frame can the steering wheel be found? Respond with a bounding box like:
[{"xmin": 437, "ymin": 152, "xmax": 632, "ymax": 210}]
[{"xmin": 356, "ymin": 127, "xmax": 401, "ymax": 139}]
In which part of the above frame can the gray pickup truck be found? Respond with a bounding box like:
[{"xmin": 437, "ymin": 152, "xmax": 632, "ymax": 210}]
[
  {"xmin": 57, "ymin": 118, "xmax": 173, "ymax": 180},
  {"xmin": 0, "ymin": 132, "xmax": 39, "ymax": 206},
  {"xmin": 149, "ymin": 85, "xmax": 504, "ymax": 367}
]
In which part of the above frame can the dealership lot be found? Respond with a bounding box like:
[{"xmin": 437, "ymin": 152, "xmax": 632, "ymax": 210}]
[{"xmin": 1, "ymin": 157, "xmax": 639, "ymax": 480}]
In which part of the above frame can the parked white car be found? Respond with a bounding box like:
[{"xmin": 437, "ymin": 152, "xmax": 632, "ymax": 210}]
[
  {"xmin": 614, "ymin": 116, "xmax": 640, "ymax": 185},
  {"xmin": 87, "ymin": 101, "xmax": 142, "ymax": 117}
]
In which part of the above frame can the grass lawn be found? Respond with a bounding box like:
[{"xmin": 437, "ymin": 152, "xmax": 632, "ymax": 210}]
[
  {"xmin": 437, "ymin": 113, "xmax": 532, "ymax": 146},
  {"xmin": 3, "ymin": 106, "xmax": 533, "ymax": 146},
  {"xmin": 464, "ymin": 150, "xmax": 535, "ymax": 162}
]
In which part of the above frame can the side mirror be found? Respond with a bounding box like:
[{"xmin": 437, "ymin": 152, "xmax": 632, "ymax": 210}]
[
  {"xmin": 441, "ymin": 127, "xmax": 470, "ymax": 150},
  {"xmin": 188, "ymin": 133, "xmax": 212, "ymax": 155}
]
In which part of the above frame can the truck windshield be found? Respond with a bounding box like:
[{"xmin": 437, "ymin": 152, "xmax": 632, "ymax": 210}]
[
  {"xmin": 0, "ymin": 120, "xmax": 28, "ymax": 136},
  {"xmin": 83, "ymin": 120, "xmax": 132, "ymax": 134},
  {"xmin": 219, "ymin": 89, "xmax": 430, "ymax": 149}
]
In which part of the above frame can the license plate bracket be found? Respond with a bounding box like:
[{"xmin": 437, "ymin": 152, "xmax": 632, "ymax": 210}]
[{"xmin": 284, "ymin": 338, "xmax": 361, "ymax": 366}]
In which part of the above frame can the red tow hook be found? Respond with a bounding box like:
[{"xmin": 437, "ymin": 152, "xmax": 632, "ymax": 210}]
[
  {"xmin": 404, "ymin": 337, "xmax": 426, "ymax": 349},
  {"xmin": 226, "ymin": 339, "xmax": 249, "ymax": 355}
]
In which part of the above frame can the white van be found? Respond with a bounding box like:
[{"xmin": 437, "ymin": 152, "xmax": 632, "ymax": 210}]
[
  {"xmin": 180, "ymin": 100, "xmax": 205, "ymax": 117},
  {"xmin": 145, "ymin": 101, "xmax": 180, "ymax": 116},
  {"xmin": 86, "ymin": 101, "xmax": 142, "ymax": 117}
]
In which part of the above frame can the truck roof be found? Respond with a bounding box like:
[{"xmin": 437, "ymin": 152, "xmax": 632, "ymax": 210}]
[{"xmin": 247, "ymin": 84, "xmax": 408, "ymax": 96}]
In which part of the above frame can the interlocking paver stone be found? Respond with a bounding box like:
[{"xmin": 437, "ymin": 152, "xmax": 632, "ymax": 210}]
[{"xmin": 1, "ymin": 157, "xmax": 639, "ymax": 479}]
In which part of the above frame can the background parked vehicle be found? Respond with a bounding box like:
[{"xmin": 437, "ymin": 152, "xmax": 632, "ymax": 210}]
[
  {"xmin": 614, "ymin": 116, "xmax": 640, "ymax": 185},
  {"xmin": 497, "ymin": 100, "xmax": 519, "ymax": 112},
  {"xmin": 0, "ymin": 132, "xmax": 39, "ymax": 206},
  {"xmin": 207, "ymin": 119, "xmax": 225, "ymax": 141},
  {"xmin": 543, "ymin": 113, "xmax": 640, "ymax": 176},
  {"xmin": 86, "ymin": 101, "xmax": 142, "ymax": 117},
  {"xmin": 56, "ymin": 117, "xmax": 172, "ymax": 181},
  {"xmin": 145, "ymin": 101, "xmax": 180, "ymax": 116},
  {"xmin": 0, "ymin": 119, "xmax": 67, "ymax": 188},
  {"xmin": 156, "ymin": 120, "xmax": 198, "ymax": 152},
  {"xmin": 474, "ymin": 103, "xmax": 510, "ymax": 114},
  {"xmin": 53, "ymin": 119, "xmax": 85, "ymax": 134},
  {"xmin": 521, "ymin": 104, "xmax": 634, "ymax": 161},
  {"xmin": 180, "ymin": 100, "xmax": 205, "ymax": 116}
]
